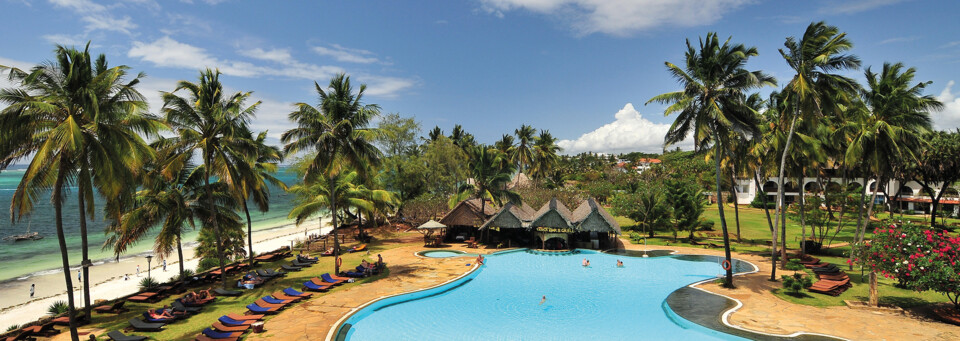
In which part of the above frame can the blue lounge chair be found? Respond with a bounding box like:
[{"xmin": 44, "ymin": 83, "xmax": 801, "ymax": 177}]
[
  {"xmin": 246, "ymin": 303, "xmax": 279, "ymax": 314},
  {"xmin": 141, "ymin": 312, "xmax": 174, "ymax": 323},
  {"xmin": 260, "ymin": 296, "xmax": 292, "ymax": 305},
  {"xmin": 321, "ymin": 273, "xmax": 345, "ymax": 285},
  {"xmin": 283, "ymin": 288, "xmax": 312, "ymax": 298},
  {"xmin": 218, "ymin": 315, "xmax": 255, "ymax": 326},
  {"xmin": 302, "ymin": 281, "xmax": 331, "ymax": 292},
  {"xmin": 202, "ymin": 328, "xmax": 242, "ymax": 339}
]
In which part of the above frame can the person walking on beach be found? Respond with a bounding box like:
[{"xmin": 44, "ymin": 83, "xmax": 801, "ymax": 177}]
[
  {"xmin": 29, "ymin": 284, "xmax": 34, "ymax": 298},
  {"xmin": 162, "ymin": 259, "xmax": 167, "ymax": 272},
  {"xmin": 136, "ymin": 264, "xmax": 140, "ymax": 277},
  {"xmin": 77, "ymin": 269, "xmax": 81, "ymax": 283}
]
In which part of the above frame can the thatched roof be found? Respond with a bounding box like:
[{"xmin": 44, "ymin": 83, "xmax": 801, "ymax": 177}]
[
  {"xmin": 439, "ymin": 198, "xmax": 498, "ymax": 227},
  {"xmin": 571, "ymin": 198, "xmax": 621, "ymax": 235},
  {"xmin": 507, "ymin": 172, "xmax": 532, "ymax": 190},
  {"xmin": 480, "ymin": 202, "xmax": 535, "ymax": 230},
  {"xmin": 529, "ymin": 197, "xmax": 573, "ymax": 229}
]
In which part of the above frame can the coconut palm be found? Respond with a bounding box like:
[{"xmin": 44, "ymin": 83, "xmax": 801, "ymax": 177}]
[
  {"xmin": 775, "ymin": 21, "xmax": 860, "ymax": 265},
  {"xmin": 530, "ymin": 130, "xmax": 561, "ymax": 180},
  {"xmin": 0, "ymin": 44, "xmax": 161, "ymax": 340},
  {"xmin": 281, "ymin": 73, "xmax": 381, "ymax": 275},
  {"xmin": 647, "ymin": 33, "xmax": 775, "ymax": 287},
  {"xmin": 449, "ymin": 147, "xmax": 522, "ymax": 216},
  {"xmin": 428, "ymin": 126, "xmax": 443, "ymax": 142},
  {"xmin": 161, "ymin": 68, "xmax": 259, "ymax": 288},
  {"xmin": 287, "ymin": 167, "xmax": 373, "ymax": 253},
  {"xmin": 844, "ymin": 62, "xmax": 939, "ymax": 250},
  {"xmin": 232, "ymin": 131, "xmax": 285, "ymax": 265},
  {"xmin": 495, "ymin": 134, "xmax": 515, "ymax": 156},
  {"xmin": 513, "ymin": 124, "xmax": 536, "ymax": 173}
]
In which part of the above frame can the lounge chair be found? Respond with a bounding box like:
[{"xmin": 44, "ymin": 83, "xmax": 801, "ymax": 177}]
[
  {"xmin": 303, "ymin": 281, "xmax": 331, "ymax": 292},
  {"xmin": 320, "ymin": 248, "xmax": 335, "ymax": 257},
  {"xmin": 202, "ymin": 328, "xmax": 243, "ymax": 339},
  {"xmin": 173, "ymin": 300, "xmax": 202, "ymax": 314},
  {"xmin": 254, "ymin": 298, "xmax": 286, "ymax": 309},
  {"xmin": 21, "ymin": 322, "xmax": 59, "ymax": 337},
  {"xmin": 321, "ymin": 273, "xmax": 346, "ymax": 285},
  {"xmin": 106, "ymin": 331, "xmax": 148, "ymax": 341},
  {"xmin": 212, "ymin": 322, "xmax": 249, "ymax": 332},
  {"xmin": 283, "ymin": 287, "xmax": 313, "ymax": 298},
  {"xmin": 245, "ymin": 303, "xmax": 280, "ymax": 314},
  {"xmin": 256, "ymin": 269, "xmax": 279, "ymax": 278},
  {"xmin": 218, "ymin": 315, "xmax": 257, "ymax": 326},
  {"xmin": 142, "ymin": 312, "xmax": 175, "ymax": 323},
  {"xmin": 51, "ymin": 314, "xmax": 90, "ymax": 326},
  {"xmin": 297, "ymin": 255, "xmax": 319, "ymax": 263},
  {"xmin": 128, "ymin": 318, "xmax": 164, "ymax": 332},
  {"xmin": 291, "ymin": 259, "xmax": 312, "ymax": 267},
  {"xmin": 350, "ymin": 244, "xmax": 367, "ymax": 252},
  {"xmin": 194, "ymin": 335, "xmax": 238, "ymax": 341},
  {"xmin": 213, "ymin": 288, "xmax": 242, "ymax": 297},
  {"xmin": 281, "ymin": 264, "xmax": 302, "ymax": 271},
  {"xmin": 271, "ymin": 291, "xmax": 303, "ymax": 302},
  {"xmin": 264, "ymin": 268, "xmax": 286, "ymax": 277},
  {"xmin": 127, "ymin": 292, "xmax": 159, "ymax": 303},
  {"xmin": 465, "ymin": 237, "xmax": 478, "ymax": 248},
  {"xmin": 226, "ymin": 313, "xmax": 263, "ymax": 321},
  {"xmin": 95, "ymin": 301, "xmax": 128, "ymax": 314},
  {"xmin": 260, "ymin": 295, "xmax": 294, "ymax": 306},
  {"xmin": 311, "ymin": 277, "xmax": 338, "ymax": 286}
]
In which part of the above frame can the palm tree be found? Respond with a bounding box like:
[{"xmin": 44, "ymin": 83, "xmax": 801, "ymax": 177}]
[
  {"xmin": 450, "ymin": 147, "xmax": 522, "ymax": 217},
  {"xmin": 647, "ymin": 33, "xmax": 775, "ymax": 287},
  {"xmin": 776, "ymin": 22, "xmax": 860, "ymax": 266},
  {"xmin": 161, "ymin": 68, "xmax": 259, "ymax": 288},
  {"xmin": 530, "ymin": 130, "xmax": 561, "ymax": 180},
  {"xmin": 287, "ymin": 167, "xmax": 373, "ymax": 253},
  {"xmin": 0, "ymin": 44, "xmax": 161, "ymax": 340},
  {"xmin": 844, "ymin": 62, "xmax": 939, "ymax": 256},
  {"xmin": 232, "ymin": 131, "xmax": 285, "ymax": 265},
  {"xmin": 495, "ymin": 134, "xmax": 515, "ymax": 155},
  {"xmin": 428, "ymin": 126, "xmax": 443, "ymax": 142},
  {"xmin": 281, "ymin": 73, "xmax": 381, "ymax": 275},
  {"xmin": 513, "ymin": 124, "xmax": 536, "ymax": 173}
]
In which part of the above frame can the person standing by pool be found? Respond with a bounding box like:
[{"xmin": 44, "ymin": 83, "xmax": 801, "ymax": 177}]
[
  {"xmin": 29, "ymin": 284, "xmax": 34, "ymax": 298},
  {"xmin": 476, "ymin": 255, "xmax": 484, "ymax": 265}
]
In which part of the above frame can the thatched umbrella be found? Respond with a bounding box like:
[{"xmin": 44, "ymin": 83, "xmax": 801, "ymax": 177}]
[{"xmin": 417, "ymin": 220, "xmax": 447, "ymax": 246}]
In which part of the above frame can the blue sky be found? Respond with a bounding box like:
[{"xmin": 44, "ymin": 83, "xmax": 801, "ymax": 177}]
[{"xmin": 1, "ymin": 0, "xmax": 959, "ymax": 154}]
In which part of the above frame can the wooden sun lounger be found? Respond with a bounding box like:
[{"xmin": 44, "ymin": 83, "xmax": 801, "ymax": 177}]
[
  {"xmin": 95, "ymin": 301, "xmax": 128, "ymax": 314},
  {"xmin": 106, "ymin": 330, "xmax": 148, "ymax": 341},
  {"xmin": 195, "ymin": 335, "xmax": 238, "ymax": 341},
  {"xmin": 211, "ymin": 322, "xmax": 249, "ymax": 332},
  {"xmin": 226, "ymin": 313, "xmax": 264, "ymax": 321},
  {"xmin": 271, "ymin": 291, "xmax": 303, "ymax": 302},
  {"xmin": 254, "ymin": 299, "xmax": 285, "ymax": 309},
  {"xmin": 127, "ymin": 318, "xmax": 164, "ymax": 332},
  {"xmin": 21, "ymin": 322, "xmax": 59, "ymax": 337}
]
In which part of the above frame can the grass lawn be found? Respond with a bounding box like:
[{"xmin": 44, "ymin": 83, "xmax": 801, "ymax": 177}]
[
  {"xmin": 617, "ymin": 204, "xmax": 955, "ymax": 308},
  {"xmin": 83, "ymin": 238, "xmax": 414, "ymax": 341}
]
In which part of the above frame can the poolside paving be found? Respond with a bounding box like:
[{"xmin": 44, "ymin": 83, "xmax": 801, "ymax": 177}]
[{"xmin": 247, "ymin": 244, "xmax": 489, "ymax": 341}]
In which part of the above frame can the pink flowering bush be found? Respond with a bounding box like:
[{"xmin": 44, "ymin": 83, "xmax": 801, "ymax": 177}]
[{"xmin": 856, "ymin": 224, "xmax": 960, "ymax": 310}]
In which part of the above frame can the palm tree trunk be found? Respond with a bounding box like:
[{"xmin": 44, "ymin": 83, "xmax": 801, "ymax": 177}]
[
  {"xmin": 798, "ymin": 176, "xmax": 808, "ymax": 257},
  {"xmin": 730, "ymin": 169, "xmax": 742, "ymax": 243},
  {"xmin": 176, "ymin": 233, "xmax": 185, "ymax": 280},
  {"xmin": 76, "ymin": 185, "xmax": 92, "ymax": 320},
  {"xmin": 754, "ymin": 171, "xmax": 777, "ymax": 281},
  {"xmin": 244, "ymin": 201, "xmax": 254, "ymax": 265},
  {"xmin": 331, "ymin": 173, "xmax": 341, "ymax": 275},
  {"xmin": 54, "ymin": 168, "xmax": 80, "ymax": 341},
  {"xmin": 775, "ymin": 114, "xmax": 798, "ymax": 270},
  {"xmin": 714, "ymin": 130, "xmax": 734, "ymax": 288},
  {"xmin": 862, "ymin": 174, "xmax": 882, "ymax": 244},
  {"xmin": 827, "ymin": 168, "xmax": 849, "ymax": 248},
  {"xmin": 850, "ymin": 176, "xmax": 867, "ymax": 270},
  {"xmin": 205, "ymin": 156, "xmax": 228, "ymax": 289}
]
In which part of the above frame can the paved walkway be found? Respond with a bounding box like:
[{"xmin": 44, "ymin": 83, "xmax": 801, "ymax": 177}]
[{"xmin": 247, "ymin": 243, "xmax": 489, "ymax": 341}]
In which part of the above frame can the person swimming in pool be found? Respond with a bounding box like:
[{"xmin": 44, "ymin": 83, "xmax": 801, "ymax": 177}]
[
  {"xmin": 539, "ymin": 295, "xmax": 546, "ymax": 305},
  {"xmin": 617, "ymin": 259, "xmax": 623, "ymax": 267},
  {"xmin": 582, "ymin": 258, "xmax": 590, "ymax": 267},
  {"xmin": 476, "ymin": 254, "xmax": 484, "ymax": 265}
]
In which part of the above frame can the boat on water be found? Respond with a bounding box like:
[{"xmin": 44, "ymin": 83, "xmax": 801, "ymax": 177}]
[{"xmin": 2, "ymin": 231, "xmax": 43, "ymax": 242}]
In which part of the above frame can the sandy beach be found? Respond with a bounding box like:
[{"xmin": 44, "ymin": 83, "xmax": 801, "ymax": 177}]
[{"xmin": 0, "ymin": 218, "xmax": 331, "ymax": 331}]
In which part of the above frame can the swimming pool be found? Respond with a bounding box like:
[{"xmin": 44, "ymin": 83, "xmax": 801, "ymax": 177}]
[
  {"xmin": 339, "ymin": 249, "xmax": 754, "ymax": 340},
  {"xmin": 417, "ymin": 250, "xmax": 477, "ymax": 258}
]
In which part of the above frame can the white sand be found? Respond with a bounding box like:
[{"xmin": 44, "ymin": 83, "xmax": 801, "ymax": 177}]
[{"xmin": 0, "ymin": 218, "xmax": 331, "ymax": 331}]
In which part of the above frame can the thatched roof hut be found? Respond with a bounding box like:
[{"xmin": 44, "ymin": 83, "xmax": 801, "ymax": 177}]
[
  {"xmin": 439, "ymin": 198, "xmax": 498, "ymax": 227},
  {"xmin": 507, "ymin": 172, "xmax": 532, "ymax": 190},
  {"xmin": 529, "ymin": 197, "xmax": 574, "ymax": 231},
  {"xmin": 570, "ymin": 198, "xmax": 621, "ymax": 235},
  {"xmin": 480, "ymin": 202, "xmax": 536, "ymax": 230}
]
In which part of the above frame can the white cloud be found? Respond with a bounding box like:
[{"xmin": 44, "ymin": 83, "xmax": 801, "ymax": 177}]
[
  {"xmin": 41, "ymin": 34, "xmax": 94, "ymax": 47},
  {"xmin": 878, "ymin": 36, "xmax": 918, "ymax": 45},
  {"xmin": 478, "ymin": 0, "xmax": 753, "ymax": 36},
  {"xmin": 826, "ymin": 0, "xmax": 907, "ymax": 14},
  {"xmin": 934, "ymin": 80, "xmax": 960, "ymax": 130},
  {"xmin": 0, "ymin": 57, "xmax": 35, "ymax": 91},
  {"xmin": 313, "ymin": 44, "xmax": 380, "ymax": 64},
  {"xmin": 941, "ymin": 41, "xmax": 960, "ymax": 49},
  {"xmin": 557, "ymin": 103, "xmax": 691, "ymax": 154},
  {"xmin": 128, "ymin": 37, "xmax": 414, "ymax": 97},
  {"xmin": 48, "ymin": 0, "xmax": 138, "ymax": 35}
]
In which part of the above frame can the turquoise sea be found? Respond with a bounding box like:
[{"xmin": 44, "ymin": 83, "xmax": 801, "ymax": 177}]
[{"xmin": 0, "ymin": 166, "xmax": 302, "ymax": 283}]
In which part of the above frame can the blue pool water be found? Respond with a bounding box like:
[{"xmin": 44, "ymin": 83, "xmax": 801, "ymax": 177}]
[
  {"xmin": 343, "ymin": 249, "xmax": 751, "ymax": 340},
  {"xmin": 418, "ymin": 250, "xmax": 477, "ymax": 258}
]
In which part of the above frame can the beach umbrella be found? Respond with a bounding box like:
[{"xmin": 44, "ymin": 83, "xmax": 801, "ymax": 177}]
[{"xmin": 417, "ymin": 220, "xmax": 447, "ymax": 230}]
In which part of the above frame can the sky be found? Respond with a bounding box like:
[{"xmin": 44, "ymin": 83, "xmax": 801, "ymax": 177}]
[{"xmin": 1, "ymin": 0, "xmax": 959, "ymax": 155}]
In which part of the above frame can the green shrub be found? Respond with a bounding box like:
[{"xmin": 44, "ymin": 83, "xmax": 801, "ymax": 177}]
[
  {"xmin": 198, "ymin": 258, "xmax": 219, "ymax": 272},
  {"xmin": 173, "ymin": 269, "xmax": 195, "ymax": 281},
  {"xmin": 698, "ymin": 220, "xmax": 715, "ymax": 231},
  {"xmin": 781, "ymin": 273, "xmax": 812, "ymax": 296},
  {"xmin": 785, "ymin": 259, "xmax": 806, "ymax": 271},
  {"xmin": 750, "ymin": 191, "xmax": 775, "ymax": 209},
  {"xmin": 47, "ymin": 301, "xmax": 68, "ymax": 315},
  {"xmin": 138, "ymin": 277, "xmax": 160, "ymax": 291},
  {"xmin": 6, "ymin": 324, "xmax": 20, "ymax": 332}
]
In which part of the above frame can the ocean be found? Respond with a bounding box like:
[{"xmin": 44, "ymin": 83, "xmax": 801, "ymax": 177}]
[{"xmin": 0, "ymin": 166, "xmax": 305, "ymax": 283}]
